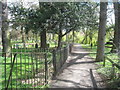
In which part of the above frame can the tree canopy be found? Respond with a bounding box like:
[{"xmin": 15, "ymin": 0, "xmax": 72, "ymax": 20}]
[{"xmin": 9, "ymin": 2, "xmax": 99, "ymax": 48}]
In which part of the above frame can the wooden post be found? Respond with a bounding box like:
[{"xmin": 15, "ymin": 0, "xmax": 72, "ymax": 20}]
[
  {"xmin": 64, "ymin": 47, "xmax": 66, "ymax": 63},
  {"xmin": 103, "ymin": 56, "xmax": 106, "ymax": 66},
  {"xmin": 69, "ymin": 44, "xmax": 72, "ymax": 54},
  {"xmin": 111, "ymin": 64, "xmax": 115, "ymax": 79},
  {"xmin": 60, "ymin": 48, "xmax": 62, "ymax": 67}
]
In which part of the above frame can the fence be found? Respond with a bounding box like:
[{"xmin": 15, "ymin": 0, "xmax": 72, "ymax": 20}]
[
  {"xmin": 52, "ymin": 46, "xmax": 69, "ymax": 76},
  {"xmin": 0, "ymin": 45, "xmax": 70, "ymax": 89},
  {"xmin": 103, "ymin": 56, "xmax": 120, "ymax": 79}
]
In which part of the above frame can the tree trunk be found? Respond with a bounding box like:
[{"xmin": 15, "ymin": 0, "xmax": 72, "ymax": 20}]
[
  {"xmin": 1, "ymin": 1, "xmax": 11, "ymax": 56},
  {"xmin": 40, "ymin": 30, "xmax": 47, "ymax": 48},
  {"xmin": 118, "ymin": 3, "xmax": 120, "ymax": 63},
  {"xmin": 96, "ymin": 2, "xmax": 107, "ymax": 61},
  {"xmin": 21, "ymin": 28, "xmax": 26, "ymax": 48},
  {"xmin": 111, "ymin": 1, "xmax": 119, "ymax": 53},
  {"xmin": 58, "ymin": 30, "xmax": 62, "ymax": 49}
]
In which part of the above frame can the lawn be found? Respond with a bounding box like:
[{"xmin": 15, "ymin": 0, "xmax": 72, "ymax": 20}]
[{"xmin": 81, "ymin": 44, "xmax": 120, "ymax": 88}]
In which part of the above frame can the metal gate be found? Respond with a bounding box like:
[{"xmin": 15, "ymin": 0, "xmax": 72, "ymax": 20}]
[{"xmin": 0, "ymin": 48, "xmax": 53, "ymax": 89}]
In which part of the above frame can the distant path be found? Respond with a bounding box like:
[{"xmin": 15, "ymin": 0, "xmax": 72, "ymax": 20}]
[{"xmin": 50, "ymin": 44, "xmax": 106, "ymax": 88}]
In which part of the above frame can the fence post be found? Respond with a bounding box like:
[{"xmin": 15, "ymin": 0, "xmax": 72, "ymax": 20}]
[
  {"xmin": 69, "ymin": 43, "xmax": 73, "ymax": 54},
  {"xmin": 60, "ymin": 48, "xmax": 62, "ymax": 67},
  {"xmin": 111, "ymin": 64, "xmax": 115, "ymax": 79},
  {"xmin": 52, "ymin": 49, "xmax": 57, "ymax": 77},
  {"xmin": 67, "ymin": 45, "xmax": 69, "ymax": 58},
  {"xmin": 69, "ymin": 44, "xmax": 71, "ymax": 54},
  {"xmin": 6, "ymin": 53, "xmax": 17, "ymax": 90},
  {"xmin": 45, "ymin": 53, "xmax": 48, "ymax": 84},
  {"xmin": 103, "ymin": 56, "xmax": 105, "ymax": 66},
  {"xmin": 64, "ymin": 47, "xmax": 66, "ymax": 63}
]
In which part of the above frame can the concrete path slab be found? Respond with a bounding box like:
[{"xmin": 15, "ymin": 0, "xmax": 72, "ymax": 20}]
[{"xmin": 50, "ymin": 44, "xmax": 106, "ymax": 88}]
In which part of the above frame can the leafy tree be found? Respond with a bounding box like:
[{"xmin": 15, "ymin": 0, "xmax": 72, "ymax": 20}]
[
  {"xmin": 48, "ymin": 2, "xmax": 98, "ymax": 48},
  {"xmin": 9, "ymin": 2, "xmax": 99, "ymax": 49},
  {"xmin": 9, "ymin": 3, "xmax": 29, "ymax": 47},
  {"xmin": 25, "ymin": 2, "xmax": 57, "ymax": 48},
  {"xmin": 48, "ymin": 3, "xmax": 81, "ymax": 48},
  {"xmin": 25, "ymin": 2, "xmax": 81, "ymax": 48}
]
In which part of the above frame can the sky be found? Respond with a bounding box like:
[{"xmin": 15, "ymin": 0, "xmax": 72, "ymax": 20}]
[{"xmin": 7, "ymin": 0, "xmax": 119, "ymax": 2}]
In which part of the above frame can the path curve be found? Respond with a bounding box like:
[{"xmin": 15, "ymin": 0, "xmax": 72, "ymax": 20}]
[{"xmin": 50, "ymin": 44, "xmax": 106, "ymax": 88}]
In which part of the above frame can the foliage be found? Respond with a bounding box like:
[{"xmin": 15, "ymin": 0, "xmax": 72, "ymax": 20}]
[
  {"xmin": 9, "ymin": 2, "xmax": 99, "ymax": 40},
  {"xmin": 9, "ymin": 3, "xmax": 28, "ymax": 31},
  {"xmin": 24, "ymin": 3, "xmax": 57, "ymax": 34}
]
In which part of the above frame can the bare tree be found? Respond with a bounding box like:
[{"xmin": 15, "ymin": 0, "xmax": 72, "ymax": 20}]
[{"xmin": 96, "ymin": 2, "xmax": 108, "ymax": 61}]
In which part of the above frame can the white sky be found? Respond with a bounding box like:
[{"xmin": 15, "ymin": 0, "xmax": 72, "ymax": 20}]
[{"xmin": 7, "ymin": 0, "xmax": 119, "ymax": 2}]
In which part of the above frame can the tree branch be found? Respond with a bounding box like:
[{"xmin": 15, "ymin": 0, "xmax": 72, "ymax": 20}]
[{"xmin": 62, "ymin": 29, "xmax": 73, "ymax": 37}]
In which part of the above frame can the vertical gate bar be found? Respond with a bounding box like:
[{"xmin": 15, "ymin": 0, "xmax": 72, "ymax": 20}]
[
  {"xmin": 31, "ymin": 53, "xmax": 35, "ymax": 89},
  {"xmin": 62, "ymin": 49, "xmax": 63, "ymax": 65},
  {"xmin": 63, "ymin": 47, "xmax": 65, "ymax": 63},
  {"xmin": 28, "ymin": 54, "xmax": 29, "ymax": 85},
  {"xmin": 31, "ymin": 54, "xmax": 33, "ymax": 88},
  {"xmin": 36, "ymin": 53, "xmax": 38, "ymax": 73},
  {"xmin": 112, "ymin": 64, "xmax": 115, "ymax": 79},
  {"xmin": 47, "ymin": 50, "xmax": 49, "ymax": 80},
  {"xmin": 36, "ymin": 53, "xmax": 38, "ymax": 87},
  {"xmin": 47, "ymin": 52, "xmax": 49, "ymax": 81},
  {"xmin": 52, "ymin": 50, "xmax": 56, "ymax": 77},
  {"xmin": 45, "ymin": 53, "xmax": 48, "ymax": 84},
  {"xmin": 60, "ymin": 48, "xmax": 62, "ymax": 68},
  {"xmin": 10, "ymin": 53, "xmax": 12, "ymax": 89},
  {"xmin": 38, "ymin": 54, "xmax": 39, "ymax": 85},
  {"xmin": 60, "ymin": 49, "xmax": 62, "ymax": 66},
  {"xmin": 37, "ymin": 53, "xmax": 39, "ymax": 86},
  {"xmin": 4, "ymin": 53, "xmax": 6, "ymax": 88},
  {"xmin": 103, "ymin": 56, "xmax": 106, "ymax": 66},
  {"xmin": 67, "ymin": 45, "xmax": 69, "ymax": 59},
  {"xmin": 20, "ymin": 53, "xmax": 22, "ymax": 88},
  {"xmin": 25, "ymin": 53, "xmax": 26, "ymax": 88},
  {"xmin": 42, "ymin": 51, "xmax": 44, "ymax": 84},
  {"xmin": 6, "ymin": 54, "xmax": 17, "ymax": 90},
  {"xmin": 16, "ymin": 54, "xmax": 18, "ymax": 89},
  {"xmin": 35, "ymin": 53, "xmax": 37, "ymax": 86}
]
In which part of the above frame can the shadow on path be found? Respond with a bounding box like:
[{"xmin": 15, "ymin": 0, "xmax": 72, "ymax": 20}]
[{"xmin": 50, "ymin": 44, "xmax": 106, "ymax": 88}]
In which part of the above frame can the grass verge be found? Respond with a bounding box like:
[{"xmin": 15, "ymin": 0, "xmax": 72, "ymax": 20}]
[{"xmin": 81, "ymin": 44, "xmax": 120, "ymax": 88}]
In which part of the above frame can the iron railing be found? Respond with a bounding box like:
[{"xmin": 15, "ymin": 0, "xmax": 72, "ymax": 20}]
[
  {"xmin": 52, "ymin": 46, "xmax": 69, "ymax": 76},
  {"xmin": 0, "ymin": 48, "xmax": 53, "ymax": 89},
  {"xmin": 0, "ymin": 45, "xmax": 70, "ymax": 89}
]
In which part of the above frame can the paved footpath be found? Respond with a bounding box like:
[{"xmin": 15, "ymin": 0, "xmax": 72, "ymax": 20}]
[{"xmin": 50, "ymin": 44, "xmax": 106, "ymax": 88}]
